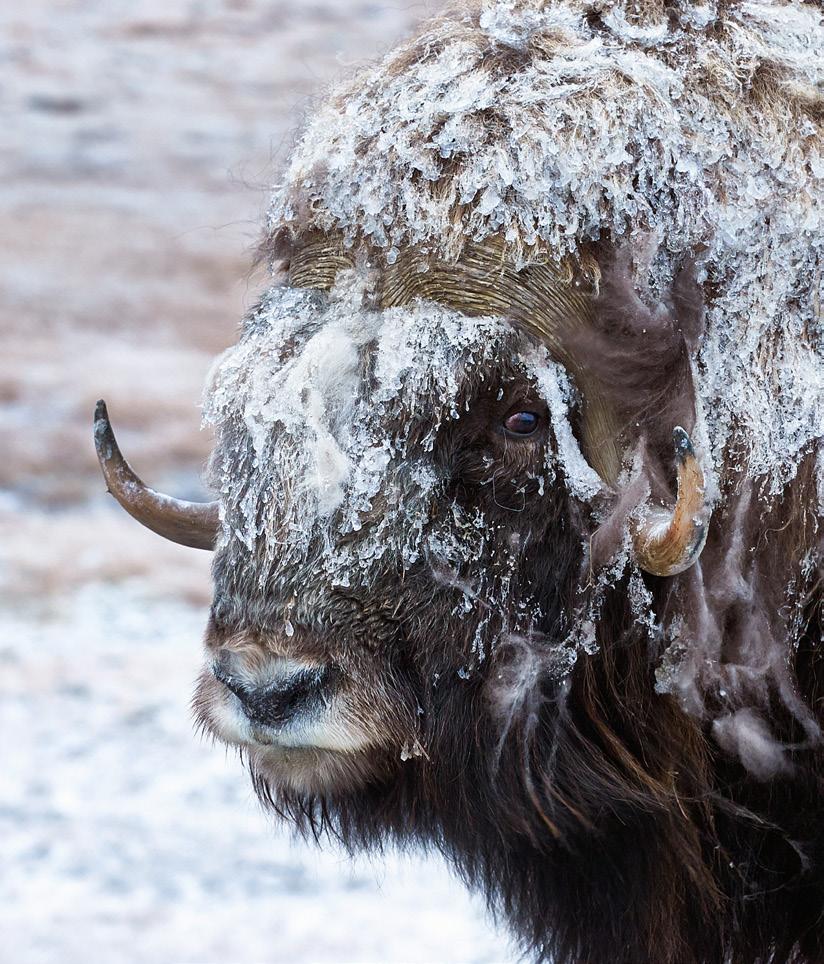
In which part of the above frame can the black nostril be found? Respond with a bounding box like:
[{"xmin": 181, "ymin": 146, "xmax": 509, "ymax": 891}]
[{"xmin": 213, "ymin": 660, "xmax": 338, "ymax": 728}]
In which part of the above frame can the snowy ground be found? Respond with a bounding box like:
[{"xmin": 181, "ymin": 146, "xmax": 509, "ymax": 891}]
[{"xmin": 0, "ymin": 2, "xmax": 515, "ymax": 960}]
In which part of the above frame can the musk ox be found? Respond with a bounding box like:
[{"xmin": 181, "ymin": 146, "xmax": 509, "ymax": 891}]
[{"xmin": 94, "ymin": 0, "xmax": 823, "ymax": 961}]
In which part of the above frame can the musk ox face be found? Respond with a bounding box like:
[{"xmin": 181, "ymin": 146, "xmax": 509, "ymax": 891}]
[
  {"xmin": 94, "ymin": 248, "xmax": 709, "ymax": 813},
  {"xmin": 193, "ymin": 271, "xmax": 588, "ymax": 798}
]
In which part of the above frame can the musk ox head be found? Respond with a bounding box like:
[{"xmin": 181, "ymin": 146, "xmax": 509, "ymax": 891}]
[
  {"xmin": 96, "ymin": 244, "xmax": 709, "ymax": 794},
  {"xmin": 95, "ymin": 0, "xmax": 823, "ymax": 961}
]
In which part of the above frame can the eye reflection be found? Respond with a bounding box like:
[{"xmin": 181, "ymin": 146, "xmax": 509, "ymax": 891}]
[{"xmin": 504, "ymin": 411, "xmax": 540, "ymax": 436}]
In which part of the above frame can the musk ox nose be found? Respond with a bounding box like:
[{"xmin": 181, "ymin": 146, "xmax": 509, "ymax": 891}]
[{"xmin": 212, "ymin": 651, "xmax": 337, "ymax": 728}]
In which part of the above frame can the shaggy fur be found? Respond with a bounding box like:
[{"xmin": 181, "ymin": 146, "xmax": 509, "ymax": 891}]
[{"xmin": 194, "ymin": 1, "xmax": 823, "ymax": 961}]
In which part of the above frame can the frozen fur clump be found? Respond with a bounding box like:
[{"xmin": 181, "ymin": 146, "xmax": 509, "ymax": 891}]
[{"xmin": 269, "ymin": 0, "xmax": 822, "ymax": 498}]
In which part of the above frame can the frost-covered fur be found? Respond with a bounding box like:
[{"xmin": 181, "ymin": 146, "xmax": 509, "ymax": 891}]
[
  {"xmin": 198, "ymin": 2, "xmax": 824, "ymax": 962},
  {"xmin": 270, "ymin": 0, "xmax": 822, "ymax": 495}
]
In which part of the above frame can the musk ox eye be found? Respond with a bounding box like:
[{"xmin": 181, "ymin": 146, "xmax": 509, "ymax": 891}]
[{"xmin": 503, "ymin": 411, "xmax": 540, "ymax": 436}]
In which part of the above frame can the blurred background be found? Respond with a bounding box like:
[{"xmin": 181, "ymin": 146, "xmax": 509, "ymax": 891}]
[{"xmin": 0, "ymin": 1, "xmax": 514, "ymax": 960}]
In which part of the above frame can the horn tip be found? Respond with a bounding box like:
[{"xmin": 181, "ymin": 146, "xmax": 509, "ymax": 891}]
[
  {"xmin": 93, "ymin": 399, "xmax": 115, "ymax": 460},
  {"xmin": 672, "ymin": 426, "xmax": 694, "ymax": 462},
  {"xmin": 94, "ymin": 399, "xmax": 109, "ymax": 430}
]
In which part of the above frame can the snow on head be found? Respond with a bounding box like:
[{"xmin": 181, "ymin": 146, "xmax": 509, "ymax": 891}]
[{"xmin": 270, "ymin": 0, "xmax": 822, "ymax": 497}]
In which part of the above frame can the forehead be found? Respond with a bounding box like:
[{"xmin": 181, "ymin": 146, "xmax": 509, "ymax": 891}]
[{"xmin": 207, "ymin": 269, "xmax": 538, "ymax": 431}]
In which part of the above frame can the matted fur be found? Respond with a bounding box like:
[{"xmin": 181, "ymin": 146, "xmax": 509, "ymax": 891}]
[{"xmin": 196, "ymin": 2, "xmax": 824, "ymax": 962}]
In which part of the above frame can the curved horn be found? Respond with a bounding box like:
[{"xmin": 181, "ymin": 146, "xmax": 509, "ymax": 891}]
[
  {"xmin": 632, "ymin": 427, "xmax": 709, "ymax": 577},
  {"xmin": 93, "ymin": 400, "xmax": 220, "ymax": 550}
]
